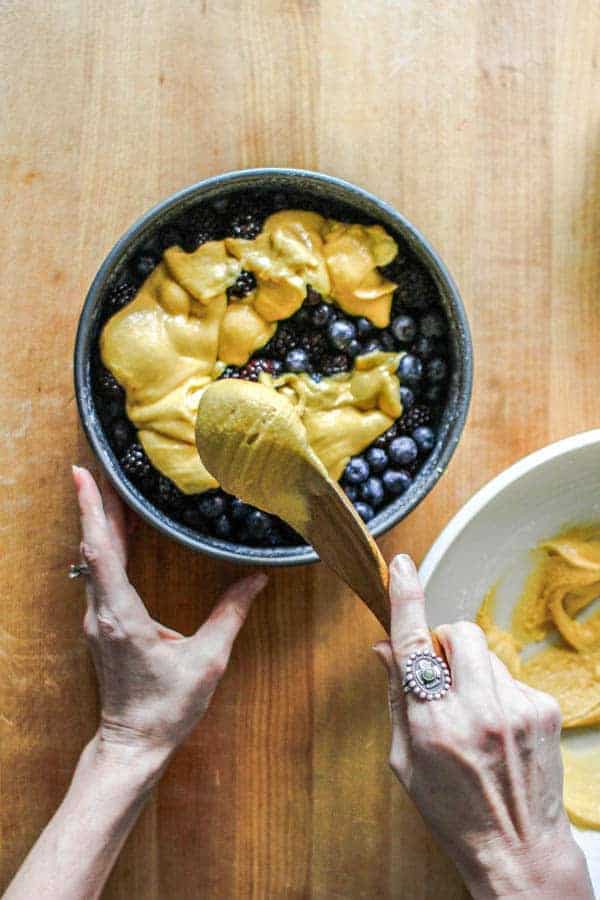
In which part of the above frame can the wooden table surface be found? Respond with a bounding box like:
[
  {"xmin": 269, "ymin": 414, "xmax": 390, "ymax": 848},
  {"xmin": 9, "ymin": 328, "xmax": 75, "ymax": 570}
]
[{"xmin": 2, "ymin": 2, "xmax": 599, "ymax": 897}]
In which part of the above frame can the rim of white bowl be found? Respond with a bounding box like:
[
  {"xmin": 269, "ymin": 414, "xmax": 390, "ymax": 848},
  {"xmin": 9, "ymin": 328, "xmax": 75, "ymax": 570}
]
[{"xmin": 419, "ymin": 428, "xmax": 600, "ymax": 588}]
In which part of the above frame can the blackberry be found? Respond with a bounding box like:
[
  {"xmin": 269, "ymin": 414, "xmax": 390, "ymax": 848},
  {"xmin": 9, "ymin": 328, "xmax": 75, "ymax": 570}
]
[
  {"xmin": 263, "ymin": 324, "xmax": 298, "ymax": 360},
  {"xmin": 393, "ymin": 264, "xmax": 437, "ymax": 313},
  {"xmin": 299, "ymin": 332, "xmax": 329, "ymax": 358},
  {"xmin": 397, "ymin": 405, "xmax": 432, "ymax": 434},
  {"xmin": 227, "ymin": 269, "xmax": 256, "ymax": 299},
  {"xmin": 97, "ymin": 369, "xmax": 124, "ymax": 400},
  {"xmin": 380, "ymin": 330, "xmax": 396, "ymax": 351},
  {"xmin": 121, "ymin": 444, "xmax": 151, "ymax": 481},
  {"xmin": 378, "ymin": 252, "xmax": 407, "ymax": 282},
  {"xmin": 107, "ymin": 279, "xmax": 136, "ymax": 312},
  {"xmin": 180, "ymin": 208, "xmax": 220, "ymax": 251},
  {"xmin": 155, "ymin": 476, "xmax": 184, "ymax": 511},
  {"xmin": 321, "ymin": 353, "xmax": 350, "ymax": 375},
  {"xmin": 236, "ymin": 358, "xmax": 280, "ymax": 381},
  {"xmin": 230, "ymin": 205, "xmax": 263, "ymax": 240},
  {"xmin": 159, "ymin": 226, "xmax": 181, "ymax": 251},
  {"xmin": 411, "ymin": 334, "xmax": 436, "ymax": 361}
]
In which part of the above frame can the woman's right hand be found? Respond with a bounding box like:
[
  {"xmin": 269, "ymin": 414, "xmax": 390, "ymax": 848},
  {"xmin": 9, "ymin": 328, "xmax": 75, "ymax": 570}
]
[{"xmin": 375, "ymin": 555, "xmax": 593, "ymax": 900}]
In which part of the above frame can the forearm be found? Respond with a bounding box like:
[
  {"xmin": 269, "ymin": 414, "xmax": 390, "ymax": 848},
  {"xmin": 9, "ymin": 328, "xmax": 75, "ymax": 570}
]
[{"xmin": 5, "ymin": 733, "xmax": 170, "ymax": 900}]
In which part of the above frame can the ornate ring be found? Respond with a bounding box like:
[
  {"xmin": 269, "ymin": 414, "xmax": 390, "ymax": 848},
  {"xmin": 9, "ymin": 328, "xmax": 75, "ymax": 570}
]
[
  {"xmin": 69, "ymin": 563, "xmax": 90, "ymax": 579},
  {"xmin": 402, "ymin": 650, "xmax": 451, "ymax": 701}
]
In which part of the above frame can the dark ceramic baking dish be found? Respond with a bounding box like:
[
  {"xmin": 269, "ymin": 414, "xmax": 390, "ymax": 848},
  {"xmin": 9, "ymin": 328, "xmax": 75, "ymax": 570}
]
[{"xmin": 74, "ymin": 168, "xmax": 473, "ymax": 566}]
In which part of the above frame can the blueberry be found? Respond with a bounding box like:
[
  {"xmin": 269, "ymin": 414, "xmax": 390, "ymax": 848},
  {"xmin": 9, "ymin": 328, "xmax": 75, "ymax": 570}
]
[
  {"xmin": 380, "ymin": 330, "xmax": 396, "ymax": 351},
  {"xmin": 354, "ymin": 501, "xmax": 374, "ymax": 522},
  {"xmin": 197, "ymin": 491, "xmax": 226, "ymax": 519},
  {"xmin": 399, "ymin": 386, "xmax": 415, "ymax": 411},
  {"xmin": 412, "ymin": 335, "xmax": 436, "ymax": 360},
  {"xmin": 362, "ymin": 338, "xmax": 383, "ymax": 355},
  {"xmin": 247, "ymin": 509, "xmax": 271, "ymax": 539},
  {"xmin": 182, "ymin": 508, "xmax": 207, "ymax": 531},
  {"xmin": 328, "ymin": 319, "xmax": 357, "ymax": 351},
  {"xmin": 135, "ymin": 255, "xmax": 157, "ymax": 280},
  {"xmin": 356, "ymin": 317, "xmax": 374, "ymax": 338},
  {"xmin": 344, "ymin": 484, "xmax": 359, "ymax": 502},
  {"xmin": 285, "ymin": 348, "xmax": 310, "ymax": 372},
  {"xmin": 231, "ymin": 498, "xmax": 252, "ymax": 521},
  {"xmin": 426, "ymin": 357, "xmax": 448, "ymax": 383},
  {"xmin": 360, "ymin": 476, "xmax": 385, "ymax": 507},
  {"xmin": 312, "ymin": 302, "xmax": 332, "ymax": 328},
  {"xmin": 344, "ymin": 456, "xmax": 370, "ymax": 484},
  {"xmin": 398, "ymin": 353, "xmax": 423, "ymax": 386},
  {"xmin": 293, "ymin": 307, "xmax": 311, "ymax": 328},
  {"xmin": 391, "ymin": 314, "xmax": 417, "ymax": 343},
  {"xmin": 271, "ymin": 359, "xmax": 284, "ymax": 376},
  {"xmin": 389, "ymin": 436, "xmax": 418, "ymax": 466},
  {"xmin": 422, "ymin": 384, "xmax": 443, "ymax": 404},
  {"xmin": 265, "ymin": 527, "xmax": 283, "ymax": 547},
  {"xmin": 214, "ymin": 514, "xmax": 233, "ymax": 539},
  {"xmin": 382, "ymin": 469, "xmax": 412, "ymax": 495},
  {"xmin": 419, "ymin": 311, "xmax": 446, "ymax": 338},
  {"xmin": 366, "ymin": 446, "xmax": 388, "ymax": 473},
  {"xmin": 347, "ymin": 339, "xmax": 361, "ymax": 358},
  {"xmin": 413, "ymin": 426, "xmax": 436, "ymax": 453},
  {"xmin": 111, "ymin": 419, "xmax": 132, "ymax": 452}
]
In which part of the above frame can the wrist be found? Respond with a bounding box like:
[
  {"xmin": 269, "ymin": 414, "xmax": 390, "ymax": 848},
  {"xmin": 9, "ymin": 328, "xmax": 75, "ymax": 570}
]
[
  {"xmin": 461, "ymin": 831, "xmax": 592, "ymax": 899},
  {"xmin": 85, "ymin": 727, "xmax": 174, "ymax": 795}
]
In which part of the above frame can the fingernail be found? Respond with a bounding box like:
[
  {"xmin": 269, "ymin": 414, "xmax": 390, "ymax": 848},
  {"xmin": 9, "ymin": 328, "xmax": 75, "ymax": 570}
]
[
  {"xmin": 251, "ymin": 573, "xmax": 268, "ymax": 592},
  {"xmin": 72, "ymin": 465, "xmax": 82, "ymax": 475},
  {"xmin": 390, "ymin": 554, "xmax": 416, "ymax": 582}
]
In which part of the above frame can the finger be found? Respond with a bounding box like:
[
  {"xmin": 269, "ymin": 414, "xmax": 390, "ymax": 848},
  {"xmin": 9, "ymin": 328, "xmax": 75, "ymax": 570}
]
[
  {"xmin": 373, "ymin": 641, "xmax": 411, "ymax": 780},
  {"xmin": 73, "ymin": 466, "xmax": 148, "ymax": 623},
  {"xmin": 435, "ymin": 621, "xmax": 495, "ymax": 695},
  {"xmin": 99, "ymin": 473, "xmax": 128, "ymax": 567},
  {"xmin": 73, "ymin": 466, "xmax": 128, "ymax": 590},
  {"xmin": 192, "ymin": 573, "xmax": 267, "ymax": 659},
  {"xmin": 388, "ymin": 555, "xmax": 431, "ymax": 662}
]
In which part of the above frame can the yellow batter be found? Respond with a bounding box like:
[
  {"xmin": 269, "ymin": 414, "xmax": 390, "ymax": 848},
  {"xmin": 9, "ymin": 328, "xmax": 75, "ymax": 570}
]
[
  {"xmin": 195, "ymin": 354, "xmax": 401, "ymax": 531},
  {"xmin": 101, "ymin": 210, "xmax": 403, "ymax": 493},
  {"xmin": 477, "ymin": 526, "xmax": 600, "ymax": 829}
]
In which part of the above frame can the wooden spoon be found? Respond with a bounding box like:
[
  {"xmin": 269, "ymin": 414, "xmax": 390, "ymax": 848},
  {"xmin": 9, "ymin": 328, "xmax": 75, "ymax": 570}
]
[{"xmin": 195, "ymin": 379, "xmax": 391, "ymax": 632}]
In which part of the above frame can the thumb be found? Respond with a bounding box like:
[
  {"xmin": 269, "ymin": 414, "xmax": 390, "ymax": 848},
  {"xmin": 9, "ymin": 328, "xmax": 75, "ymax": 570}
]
[{"xmin": 192, "ymin": 573, "xmax": 268, "ymax": 661}]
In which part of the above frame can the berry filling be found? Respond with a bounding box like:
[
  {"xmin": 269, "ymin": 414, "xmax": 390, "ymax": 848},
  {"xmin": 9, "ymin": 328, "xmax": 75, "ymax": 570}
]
[{"xmin": 92, "ymin": 193, "xmax": 451, "ymax": 548}]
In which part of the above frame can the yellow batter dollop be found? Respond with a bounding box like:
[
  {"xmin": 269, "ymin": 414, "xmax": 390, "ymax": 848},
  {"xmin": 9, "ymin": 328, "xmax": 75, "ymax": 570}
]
[
  {"xmin": 100, "ymin": 211, "xmax": 402, "ymax": 492},
  {"xmin": 476, "ymin": 526, "xmax": 600, "ymax": 829}
]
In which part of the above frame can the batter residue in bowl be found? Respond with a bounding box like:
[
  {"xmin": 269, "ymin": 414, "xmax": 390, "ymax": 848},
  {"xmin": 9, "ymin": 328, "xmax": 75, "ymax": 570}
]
[{"xmin": 476, "ymin": 525, "xmax": 600, "ymax": 829}]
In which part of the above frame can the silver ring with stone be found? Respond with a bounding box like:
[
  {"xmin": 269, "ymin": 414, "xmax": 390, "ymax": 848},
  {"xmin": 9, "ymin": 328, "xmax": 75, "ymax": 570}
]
[
  {"xmin": 69, "ymin": 563, "xmax": 90, "ymax": 579},
  {"xmin": 402, "ymin": 650, "xmax": 451, "ymax": 701}
]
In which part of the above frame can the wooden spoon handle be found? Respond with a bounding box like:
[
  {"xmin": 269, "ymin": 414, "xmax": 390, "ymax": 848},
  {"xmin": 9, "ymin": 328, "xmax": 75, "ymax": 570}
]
[{"xmin": 305, "ymin": 477, "xmax": 391, "ymax": 632}]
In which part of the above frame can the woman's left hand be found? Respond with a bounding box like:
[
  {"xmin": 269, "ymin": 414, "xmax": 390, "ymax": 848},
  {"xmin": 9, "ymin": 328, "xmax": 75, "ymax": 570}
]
[{"xmin": 72, "ymin": 465, "xmax": 267, "ymax": 767}]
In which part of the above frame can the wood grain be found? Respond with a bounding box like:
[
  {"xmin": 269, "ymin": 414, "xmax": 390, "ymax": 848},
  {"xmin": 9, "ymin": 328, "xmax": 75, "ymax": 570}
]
[{"xmin": 1, "ymin": 1, "xmax": 599, "ymax": 897}]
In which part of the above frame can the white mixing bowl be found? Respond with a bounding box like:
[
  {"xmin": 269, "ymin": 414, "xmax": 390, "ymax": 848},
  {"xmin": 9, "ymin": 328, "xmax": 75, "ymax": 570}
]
[{"xmin": 419, "ymin": 429, "xmax": 600, "ymax": 878}]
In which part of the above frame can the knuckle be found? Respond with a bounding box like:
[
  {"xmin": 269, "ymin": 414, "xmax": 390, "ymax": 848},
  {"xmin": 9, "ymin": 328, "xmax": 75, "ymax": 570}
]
[
  {"xmin": 394, "ymin": 631, "xmax": 431, "ymax": 659},
  {"xmin": 388, "ymin": 750, "xmax": 404, "ymax": 776},
  {"xmin": 539, "ymin": 697, "xmax": 562, "ymax": 731},
  {"xmin": 82, "ymin": 611, "xmax": 97, "ymax": 640},
  {"xmin": 453, "ymin": 621, "xmax": 486, "ymax": 643},
  {"xmin": 96, "ymin": 611, "xmax": 128, "ymax": 642}
]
